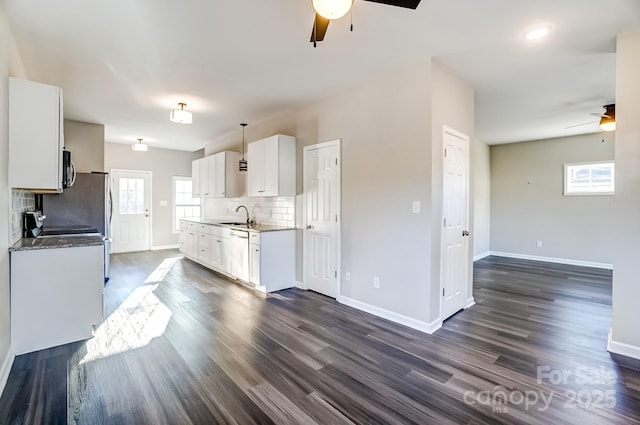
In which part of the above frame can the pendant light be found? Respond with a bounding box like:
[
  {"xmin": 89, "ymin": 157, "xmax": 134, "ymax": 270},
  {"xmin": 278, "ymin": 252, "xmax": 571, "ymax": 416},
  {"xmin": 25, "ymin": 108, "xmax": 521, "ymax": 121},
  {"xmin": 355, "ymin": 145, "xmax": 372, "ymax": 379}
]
[
  {"xmin": 170, "ymin": 102, "xmax": 193, "ymax": 124},
  {"xmin": 132, "ymin": 138, "xmax": 148, "ymax": 152},
  {"xmin": 239, "ymin": 123, "xmax": 248, "ymax": 172}
]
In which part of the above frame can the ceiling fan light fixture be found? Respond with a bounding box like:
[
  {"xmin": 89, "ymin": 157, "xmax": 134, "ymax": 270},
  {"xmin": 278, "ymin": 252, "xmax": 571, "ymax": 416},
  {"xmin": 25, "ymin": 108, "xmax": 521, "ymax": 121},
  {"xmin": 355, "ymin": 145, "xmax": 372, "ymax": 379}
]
[
  {"xmin": 525, "ymin": 25, "xmax": 551, "ymax": 41},
  {"xmin": 170, "ymin": 102, "xmax": 193, "ymax": 124},
  {"xmin": 599, "ymin": 104, "xmax": 616, "ymax": 132},
  {"xmin": 312, "ymin": 0, "xmax": 353, "ymax": 20},
  {"xmin": 132, "ymin": 138, "xmax": 148, "ymax": 152}
]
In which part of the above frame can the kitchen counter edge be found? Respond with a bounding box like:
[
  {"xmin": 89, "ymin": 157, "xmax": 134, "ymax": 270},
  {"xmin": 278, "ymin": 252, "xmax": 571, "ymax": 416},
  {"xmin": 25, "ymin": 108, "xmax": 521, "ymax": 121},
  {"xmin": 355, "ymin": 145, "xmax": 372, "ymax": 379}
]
[
  {"xmin": 10, "ymin": 235, "xmax": 105, "ymax": 252},
  {"xmin": 179, "ymin": 218, "xmax": 295, "ymax": 233}
]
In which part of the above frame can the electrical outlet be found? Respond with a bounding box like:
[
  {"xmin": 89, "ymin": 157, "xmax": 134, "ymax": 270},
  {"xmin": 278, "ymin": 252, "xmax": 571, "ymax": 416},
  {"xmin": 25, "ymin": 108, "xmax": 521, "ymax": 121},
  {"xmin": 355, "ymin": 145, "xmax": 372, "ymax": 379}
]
[
  {"xmin": 536, "ymin": 240, "xmax": 543, "ymax": 248},
  {"xmin": 412, "ymin": 201, "xmax": 421, "ymax": 214},
  {"xmin": 345, "ymin": 272, "xmax": 350, "ymax": 281},
  {"xmin": 373, "ymin": 276, "xmax": 380, "ymax": 289}
]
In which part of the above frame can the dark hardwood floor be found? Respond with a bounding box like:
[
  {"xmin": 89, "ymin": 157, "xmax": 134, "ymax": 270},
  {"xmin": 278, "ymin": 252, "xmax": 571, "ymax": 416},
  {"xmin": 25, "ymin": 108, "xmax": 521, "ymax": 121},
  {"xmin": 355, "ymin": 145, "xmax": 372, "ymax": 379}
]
[{"xmin": 0, "ymin": 252, "xmax": 639, "ymax": 424}]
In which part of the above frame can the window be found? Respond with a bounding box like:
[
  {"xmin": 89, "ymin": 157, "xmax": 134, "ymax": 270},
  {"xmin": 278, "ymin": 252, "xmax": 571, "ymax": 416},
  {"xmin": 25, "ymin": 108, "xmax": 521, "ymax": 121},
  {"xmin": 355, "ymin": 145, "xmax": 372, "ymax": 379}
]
[
  {"xmin": 564, "ymin": 161, "xmax": 614, "ymax": 195},
  {"xmin": 119, "ymin": 178, "xmax": 145, "ymax": 214},
  {"xmin": 173, "ymin": 177, "xmax": 200, "ymax": 232}
]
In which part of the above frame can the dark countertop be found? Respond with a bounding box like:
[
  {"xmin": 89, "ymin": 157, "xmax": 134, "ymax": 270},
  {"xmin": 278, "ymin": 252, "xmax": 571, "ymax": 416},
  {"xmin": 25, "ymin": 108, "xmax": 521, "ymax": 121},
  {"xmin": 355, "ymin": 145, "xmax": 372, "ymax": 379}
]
[
  {"xmin": 10, "ymin": 235, "xmax": 105, "ymax": 252},
  {"xmin": 181, "ymin": 218, "xmax": 295, "ymax": 233}
]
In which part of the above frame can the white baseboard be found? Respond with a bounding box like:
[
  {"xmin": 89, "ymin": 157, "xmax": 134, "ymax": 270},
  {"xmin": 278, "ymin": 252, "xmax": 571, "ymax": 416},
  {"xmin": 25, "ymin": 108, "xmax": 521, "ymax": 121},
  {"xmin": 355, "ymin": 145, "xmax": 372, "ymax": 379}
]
[
  {"xmin": 0, "ymin": 348, "xmax": 15, "ymax": 399},
  {"xmin": 465, "ymin": 297, "xmax": 476, "ymax": 309},
  {"xmin": 151, "ymin": 244, "xmax": 179, "ymax": 251},
  {"xmin": 294, "ymin": 281, "xmax": 306, "ymax": 289},
  {"xmin": 473, "ymin": 251, "xmax": 491, "ymax": 262},
  {"xmin": 607, "ymin": 330, "xmax": 640, "ymax": 360},
  {"xmin": 337, "ymin": 295, "xmax": 442, "ymax": 334},
  {"xmin": 488, "ymin": 251, "xmax": 613, "ymax": 270}
]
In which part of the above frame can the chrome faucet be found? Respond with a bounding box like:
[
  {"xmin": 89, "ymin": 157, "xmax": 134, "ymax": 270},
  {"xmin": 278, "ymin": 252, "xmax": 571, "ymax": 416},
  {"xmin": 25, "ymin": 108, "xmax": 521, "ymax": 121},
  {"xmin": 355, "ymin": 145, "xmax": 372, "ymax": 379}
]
[{"xmin": 235, "ymin": 205, "xmax": 255, "ymax": 226}]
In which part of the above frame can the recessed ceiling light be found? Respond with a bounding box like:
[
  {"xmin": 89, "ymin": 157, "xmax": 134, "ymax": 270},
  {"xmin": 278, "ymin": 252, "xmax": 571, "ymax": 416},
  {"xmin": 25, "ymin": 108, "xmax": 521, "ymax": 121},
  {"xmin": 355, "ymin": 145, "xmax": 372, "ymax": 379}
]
[{"xmin": 525, "ymin": 26, "xmax": 551, "ymax": 41}]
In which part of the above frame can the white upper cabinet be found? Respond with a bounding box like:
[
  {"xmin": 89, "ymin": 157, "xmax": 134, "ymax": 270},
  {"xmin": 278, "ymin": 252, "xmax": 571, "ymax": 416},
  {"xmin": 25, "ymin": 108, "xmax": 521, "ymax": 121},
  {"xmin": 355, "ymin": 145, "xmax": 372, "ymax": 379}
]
[
  {"xmin": 247, "ymin": 135, "xmax": 296, "ymax": 197},
  {"xmin": 9, "ymin": 78, "xmax": 64, "ymax": 193},
  {"xmin": 191, "ymin": 159, "xmax": 201, "ymax": 197},
  {"xmin": 191, "ymin": 151, "xmax": 244, "ymax": 198}
]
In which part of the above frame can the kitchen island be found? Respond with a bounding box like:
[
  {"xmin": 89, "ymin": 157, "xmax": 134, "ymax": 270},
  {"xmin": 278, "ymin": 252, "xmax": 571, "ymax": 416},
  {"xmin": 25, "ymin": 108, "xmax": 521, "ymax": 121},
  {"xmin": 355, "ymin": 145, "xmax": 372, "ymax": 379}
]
[{"xmin": 9, "ymin": 235, "xmax": 105, "ymax": 355}]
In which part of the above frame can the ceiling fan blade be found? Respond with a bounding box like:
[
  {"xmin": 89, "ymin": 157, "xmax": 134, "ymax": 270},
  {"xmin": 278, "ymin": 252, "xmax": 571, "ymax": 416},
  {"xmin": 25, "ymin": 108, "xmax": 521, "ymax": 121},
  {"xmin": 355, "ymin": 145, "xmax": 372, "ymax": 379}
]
[
  {"xmin": 363, "ymin": 0, "xmax": 422, "ymax": 9},
  {"xmin": 564, "ymin": 121, "xmax": 598, "ymax": 129},
  {"xmin": 590, "ymin": 113, "xmax": 612, "ymax": 118},
  {"xmin": 310, "ymin": 14, "xmax": 330, "ymax": 44}
]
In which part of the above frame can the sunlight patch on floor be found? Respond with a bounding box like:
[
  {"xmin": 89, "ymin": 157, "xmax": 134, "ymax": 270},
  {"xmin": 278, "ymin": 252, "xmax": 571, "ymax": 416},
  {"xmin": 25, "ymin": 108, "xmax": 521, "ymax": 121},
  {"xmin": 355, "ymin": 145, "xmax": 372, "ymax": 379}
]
[
  {"xmin": 80, "ymin": 284, "xmax": 172, "ymax": 364},
  {"xmin": 144, "ymin": 257, "xmax": 179, "ymax": 283}
]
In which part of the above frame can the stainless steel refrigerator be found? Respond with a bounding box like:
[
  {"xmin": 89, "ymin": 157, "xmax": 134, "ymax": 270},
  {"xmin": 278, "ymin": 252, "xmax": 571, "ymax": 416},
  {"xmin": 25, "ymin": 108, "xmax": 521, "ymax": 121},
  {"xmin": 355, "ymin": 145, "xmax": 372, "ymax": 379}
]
[{"xmin": 42, "ymin": 172, "xmax": 113, "ymax": 280}]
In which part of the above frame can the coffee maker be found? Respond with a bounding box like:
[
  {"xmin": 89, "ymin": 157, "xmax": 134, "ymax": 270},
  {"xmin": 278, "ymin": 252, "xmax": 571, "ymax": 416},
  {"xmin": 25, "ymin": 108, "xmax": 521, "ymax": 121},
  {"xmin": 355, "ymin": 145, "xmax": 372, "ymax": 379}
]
[{"xmin": 23, "ymin": 211, "xmax": 45, "ymax": 238}]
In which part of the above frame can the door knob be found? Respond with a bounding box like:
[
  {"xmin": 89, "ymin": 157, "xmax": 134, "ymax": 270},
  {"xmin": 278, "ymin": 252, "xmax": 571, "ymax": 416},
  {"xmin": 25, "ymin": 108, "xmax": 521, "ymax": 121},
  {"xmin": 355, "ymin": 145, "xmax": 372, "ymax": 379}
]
[
  {"xmin": 462, "ymin": 230, "xmax": 469, "ymax": 237},
  {"xmin": 306, "ymin": 225, "xmax": 312, "ymax": 229}
]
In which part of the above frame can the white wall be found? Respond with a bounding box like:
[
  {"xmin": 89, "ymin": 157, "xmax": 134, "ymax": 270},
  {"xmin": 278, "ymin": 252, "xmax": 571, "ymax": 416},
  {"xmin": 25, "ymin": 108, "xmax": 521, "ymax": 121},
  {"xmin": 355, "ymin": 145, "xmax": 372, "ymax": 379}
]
[
  {"xmin": 429, "ymin": 60, "xmax": 476, "ymax": 319},
  {"xmin": 473, "ymin": 141, "xmax": 490, "ymax": 258},
  {"xmin": 203, "ymin": 57, "xmax": 475, "ymax": 328},
  {"xmin": 490, "ymin": 132, "xmax": 615, "ymax": 265},
  {"xmin": 611, "ymin": 29, "xmax": 640, "ymax": 357},
  {"xmin": 64, "ymin": 119, "xmax": 104, "ymax": 173},
  {"xmin": 104, "ymin": 143, "xmax": 202, "ymax": 248},
  {"xmin": 0, "ymin": 7, "xmax": 28, "ymax": 388}
]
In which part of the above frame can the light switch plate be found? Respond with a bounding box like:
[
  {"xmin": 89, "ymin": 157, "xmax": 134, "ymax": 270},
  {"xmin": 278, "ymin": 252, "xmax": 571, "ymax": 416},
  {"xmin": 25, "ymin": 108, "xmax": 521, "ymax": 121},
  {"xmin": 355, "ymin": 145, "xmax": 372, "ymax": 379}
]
[
  {"xmin": 412, "ymin": 201, "xmax": 421, "ymax": 214},
  {"xmin": 160, "ymin": 200, "xmax": 168, "ymax": 207}
]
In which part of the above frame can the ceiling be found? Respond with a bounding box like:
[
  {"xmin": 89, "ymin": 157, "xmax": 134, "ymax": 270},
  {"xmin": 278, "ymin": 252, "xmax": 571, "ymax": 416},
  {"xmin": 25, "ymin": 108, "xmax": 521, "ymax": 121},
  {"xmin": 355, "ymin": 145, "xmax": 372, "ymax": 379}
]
[{"xmin": 3, "ymin": 0, "xmax": 640, "ymax": 151}]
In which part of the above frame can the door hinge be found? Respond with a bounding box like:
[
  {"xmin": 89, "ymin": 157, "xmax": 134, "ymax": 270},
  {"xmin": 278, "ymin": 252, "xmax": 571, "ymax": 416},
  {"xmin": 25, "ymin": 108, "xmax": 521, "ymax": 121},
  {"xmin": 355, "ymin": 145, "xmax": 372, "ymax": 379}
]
[
  {"xmin": 444, "ymin": 218, "xmax": 447, "ymax": 227},
  {"xmin": 335, "ymin": 158, "xmax": 338, "ymax": 165},
  {"xmin": 336, "ymin": 214, "xmax": 338, "ymax": 222},
  {"xmin": 335, "ymin": 270, "xmax": 337, "ymax": 278},
  {"xmin": 443, "ymin": 288, "xmax": 445, "ymax": 297},
  {"xmin": 444, "ymin": 149, "xmax": 447, "ymax": 158}
]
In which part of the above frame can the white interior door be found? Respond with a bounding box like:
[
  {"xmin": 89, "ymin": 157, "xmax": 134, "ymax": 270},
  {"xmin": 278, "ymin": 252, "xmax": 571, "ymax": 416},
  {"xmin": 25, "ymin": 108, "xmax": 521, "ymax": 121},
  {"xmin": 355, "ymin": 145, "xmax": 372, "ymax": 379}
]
[
  {"xmin": 441, "ymin": 128, "xmax": 470, "ymax": 320},
  {"xmin": 304, "ymin": 140, "xmax": 341, "ymax": 298},
  {"xmin": 111, "ymin": 170, "xmax": 152, "ymax": 253}
]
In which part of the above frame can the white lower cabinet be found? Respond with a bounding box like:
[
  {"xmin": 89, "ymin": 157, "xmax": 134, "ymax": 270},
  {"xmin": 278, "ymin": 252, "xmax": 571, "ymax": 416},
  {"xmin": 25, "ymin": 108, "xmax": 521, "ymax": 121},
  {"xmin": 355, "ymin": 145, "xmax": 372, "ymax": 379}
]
[
  {"xmin": 179, "ymin": 219, "xmax": 294, "ymax": 292},
  {"xmin": 11, "ymin": 245, "xmax": 104, "ymax": 355},
  {"xmin": 249, "ymin": 230, "xmax": 295, "ymax": 293}
]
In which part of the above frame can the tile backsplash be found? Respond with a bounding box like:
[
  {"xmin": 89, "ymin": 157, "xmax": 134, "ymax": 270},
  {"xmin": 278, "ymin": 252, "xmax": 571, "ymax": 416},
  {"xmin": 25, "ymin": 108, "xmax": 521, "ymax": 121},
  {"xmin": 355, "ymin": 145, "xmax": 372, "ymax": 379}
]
[
  {"xmin": 11, "ymin": 189, "xmax": 35, "ymax": 242},
  {"xmin": 203, "ymin": 196, "xmax": 295, "ymax": 227}
]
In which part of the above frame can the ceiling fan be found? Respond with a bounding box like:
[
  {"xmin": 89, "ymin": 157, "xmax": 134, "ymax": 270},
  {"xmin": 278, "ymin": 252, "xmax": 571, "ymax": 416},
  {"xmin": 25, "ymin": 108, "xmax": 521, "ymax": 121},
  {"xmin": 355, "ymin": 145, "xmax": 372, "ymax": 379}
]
[
  {"xmin": 310, "ymin": 0, "xmax": 422, "ymax": 47},
  {"xmin": 565, "ymin": 104, "xmax": 616, "ymax": 132}
]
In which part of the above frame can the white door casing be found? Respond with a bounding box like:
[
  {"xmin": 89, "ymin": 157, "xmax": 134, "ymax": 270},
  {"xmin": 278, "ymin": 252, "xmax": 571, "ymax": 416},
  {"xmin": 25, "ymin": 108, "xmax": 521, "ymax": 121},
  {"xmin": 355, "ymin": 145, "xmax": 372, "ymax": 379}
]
[
  {"xmin": 441, "ymin": 128, "xmax": 470, "ymax": 320},
  {"xmin": 303, "ymin": 140, "xmax": 341, "ymax": 298},
  {"xmin": 111, "ymin": 169, "xmax": 152, "ymax": 253}
]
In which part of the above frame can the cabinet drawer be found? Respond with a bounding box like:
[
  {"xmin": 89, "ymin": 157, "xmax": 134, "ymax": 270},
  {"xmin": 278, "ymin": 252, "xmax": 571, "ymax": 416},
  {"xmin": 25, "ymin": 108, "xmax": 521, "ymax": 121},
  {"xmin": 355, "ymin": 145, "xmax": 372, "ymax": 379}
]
[
  {"xmin": 198, "ymin": 224, "xmax": 213, "ymax": 234},
  {"xmin": 178, "ymin": 220, "xmax": 187, "ymax": 230},
  {"xmin": 187, "ymin": 222, "xmax": 198, "ymax": 231},
  {"xmin": 249, "ymin": 232, "xmax": 260, "ymax": 244}
]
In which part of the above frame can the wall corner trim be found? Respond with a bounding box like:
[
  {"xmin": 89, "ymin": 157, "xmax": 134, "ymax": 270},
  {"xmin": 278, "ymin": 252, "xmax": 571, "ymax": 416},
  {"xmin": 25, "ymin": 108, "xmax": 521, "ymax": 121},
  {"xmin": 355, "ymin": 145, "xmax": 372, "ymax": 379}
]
[
  {"xmin": 337, "ymin": 295, "xmax": 442, "ymax": 334},
  {"xmin": 607, "ymin": 330, "xmax": 640, "ymax": 361},
  {"xmin": 488, "ymin": 251, "xmax": 613, "ymax": 270},
  {"xmin": 151, "ymin": 244, "xmax": 179, "ymax": 251},
  {"xmin": 0, "ymin": 348, "xmax": 15, "ymax": 399},
  {"xmin": 295, "ymin": 281, "xmax": 306, "ymax": 290}
]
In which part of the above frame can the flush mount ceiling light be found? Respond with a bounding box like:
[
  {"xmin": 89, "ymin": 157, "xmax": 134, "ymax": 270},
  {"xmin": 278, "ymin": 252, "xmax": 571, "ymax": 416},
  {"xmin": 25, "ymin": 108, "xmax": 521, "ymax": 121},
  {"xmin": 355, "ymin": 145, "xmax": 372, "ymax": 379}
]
[
  {"xmin": 312, "ymin": 0, "xmax": 353, "ymax": 20},
  {"xmin": 132, "ymin": 138, "xmax": 148, "ymax": 152},
  {"xmin": 525, "ymin": 25, "xmax": 551, "ymax": 40},
  {"xmin": 170, "ymin": 102, "xmax": 193, "ymax": 124},
  {"xmin": 239, "ymin": 123, "xmax": 248, "ymax": 172},
  {"xmin": 599, "ymin": 104, "xmax": 616, "ymax": 132}
]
